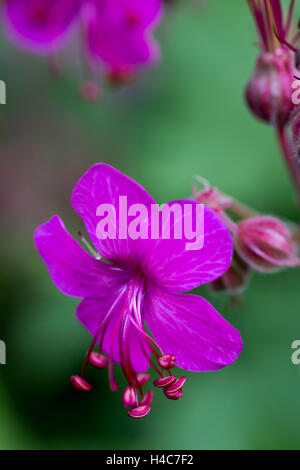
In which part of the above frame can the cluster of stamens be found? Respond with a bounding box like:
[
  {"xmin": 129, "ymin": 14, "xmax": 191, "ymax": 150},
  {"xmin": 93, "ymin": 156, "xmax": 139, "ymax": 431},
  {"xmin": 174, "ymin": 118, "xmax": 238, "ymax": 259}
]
[
  {"xmin": 71, "ymin": 349, "xmax": 186, "ymax": 419},
  {"xmin": 69, "ymin": 235, "xmax": 186, "ymax": 419}
]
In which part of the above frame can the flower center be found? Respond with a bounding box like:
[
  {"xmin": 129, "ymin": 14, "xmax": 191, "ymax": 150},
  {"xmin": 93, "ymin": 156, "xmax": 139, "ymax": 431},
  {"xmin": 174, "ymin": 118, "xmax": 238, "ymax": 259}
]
[
  {"xmin": 29, "ymin": 3, "xmax": 49, "ymax": 25},
  {"xmin": 71, "ymin": 274, "xmax": 186, "ymax": 418}
]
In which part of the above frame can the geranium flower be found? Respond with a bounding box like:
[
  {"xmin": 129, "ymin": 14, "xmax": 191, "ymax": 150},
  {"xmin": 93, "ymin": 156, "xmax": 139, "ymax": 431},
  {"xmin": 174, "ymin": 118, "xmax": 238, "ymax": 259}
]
[
  {"xmin": 34, "ymin": 163, "xmax": 243, "ymax": 419},
  {"xmin": 2, "ymin": 0, "xmax": 163, "ymax": 80}
]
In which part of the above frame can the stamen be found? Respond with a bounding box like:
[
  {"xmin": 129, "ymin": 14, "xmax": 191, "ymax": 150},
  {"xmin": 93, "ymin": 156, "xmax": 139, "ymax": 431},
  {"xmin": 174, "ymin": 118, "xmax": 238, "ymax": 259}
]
[
  {"xmin": 158, "ymin": 354, "xmax": 176, "ymax": 369},
  {"xmin": 153, "ymin": 376, "xmax": 176, "ymax": 388},
  {"xmin": 136, "ymin": 373, "xmax": 150, "ymax": 386},
  {"xmin": 164, "ymin": 389, "xmax": 183, "ymax": 400},
  {"xmin": 122, "ymin": 386, "xmax": 137, "ymax": 409},
  {"xmin": 140, "ymin": 390, "xmax": 154, "ymax": 407},
  {"xmin": 89, "ymin": 352, "xmax": 108, "ymax": 369},
  {"xmin": 70, "ymin": 375, "xmax": 92, "ymax": 392},
  {"xmin": 78, "ymin": 231, "xmax": 101, "ymax": 259},
  {"xmin": 128, "ymin": 405, "xmax": 151, "ymax": 419},
  {"xmin": 165, "ymin": 376, "xmax": 186, "ymax": 394}
]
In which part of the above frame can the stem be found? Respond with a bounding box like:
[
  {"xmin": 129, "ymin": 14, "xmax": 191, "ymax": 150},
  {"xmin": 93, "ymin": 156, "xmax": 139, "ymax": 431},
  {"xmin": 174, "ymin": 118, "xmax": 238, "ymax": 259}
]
[
  {"xmin": 227, "ymin": 200, "xmax": 258, "ymax": 219},
  {"xmin": 285, "ymin": 0, "xmax": 295, "ymax": 35},
  {"xmin": 276, "ymin": 125, "xmax": 300, "ymax": 209}
]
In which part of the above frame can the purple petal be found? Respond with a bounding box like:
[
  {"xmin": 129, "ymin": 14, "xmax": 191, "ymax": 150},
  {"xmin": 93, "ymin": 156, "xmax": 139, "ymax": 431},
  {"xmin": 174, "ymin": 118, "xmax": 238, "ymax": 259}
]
[
  {"xmin": 76, "ymin": 293, "xmax": 149, "ymax": 372},
  {"xmin": 34, "ymin": 215, "xmax": 129, "ymax": 298},
  {"xmin": 141, "ymin": 202, "xmax": 234, "ymax": 292},
  {"xmin": 3, "ymin": 0, "xmax": 80, "ymax": 54},
  {"xmin": 71, "ymin": 163, "xmax": 156, "ymax": 267},
  {"xmin": 144, "ymin": 283, "xmax": 243, "ymax": 372},
  {"xmin": 82, "ymin": 0, "xmax": 162, "ymax": 70}
]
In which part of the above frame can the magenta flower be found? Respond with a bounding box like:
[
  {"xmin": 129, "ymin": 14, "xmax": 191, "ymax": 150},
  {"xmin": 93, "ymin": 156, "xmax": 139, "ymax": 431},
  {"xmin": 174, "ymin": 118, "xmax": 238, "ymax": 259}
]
[
  {"xmin": 34, "ymin": 164, "xmax": 242, "ymax": 419},
  {"xmin": 3, "ymin": 0, "xmax": 163, "ymax": 78}
]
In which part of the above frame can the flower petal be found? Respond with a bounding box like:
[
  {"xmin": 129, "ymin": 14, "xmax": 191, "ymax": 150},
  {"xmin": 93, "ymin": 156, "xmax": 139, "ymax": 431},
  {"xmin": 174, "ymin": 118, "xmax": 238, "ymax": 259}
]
[
  {"xmin": 34, "ymin": 215, "xmax": 129, "ymax": 298},
  {"xmin": 82, "ymin": 0, "xmax": 162, "ymax": 71},
  {"xmin": 141, "ymin": 202, "xmax": 233, "ymax": 292},
  {"xmin": 144, "ymin": 283, "xmax": 243, "ymax": 371},
  {"xmin": 76, "ymin": 293, "xmax": 149, "ymax": 373},
  {"xmin": 71, "ymin": 163, "xmax": 156, "ymax": 266},
  {"xmin": 3, "ymin": 0, "xmax": 80, "ymax": 54}
]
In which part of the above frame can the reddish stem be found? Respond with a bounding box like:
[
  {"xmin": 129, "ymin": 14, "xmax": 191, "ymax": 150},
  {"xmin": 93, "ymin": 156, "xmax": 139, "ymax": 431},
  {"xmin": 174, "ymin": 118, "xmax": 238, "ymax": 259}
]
[{"xmin": 276, "ymin": 125, "xmax": 300, "ymax": 209}]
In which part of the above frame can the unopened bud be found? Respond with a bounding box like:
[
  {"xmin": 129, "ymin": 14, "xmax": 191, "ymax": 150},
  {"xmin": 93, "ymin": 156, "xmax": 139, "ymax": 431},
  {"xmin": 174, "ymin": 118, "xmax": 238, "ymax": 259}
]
[
  {"xmin": 210, "ymin": 250, "xmax": 251, "ymax": 295},
  {"xmin": 235, "ymin": 216, "xmax": 300, "ymax": 272},
  {"xmin": 292, "ymin": 112, "xmax": 300, "ymax": 158},
  {"xmin": 70, "ymin": 375, "xmax": 92, "ymax": 392},
  {"xmin": 245, "ymin": 49, "xmax": 294, "ymax": 126}
]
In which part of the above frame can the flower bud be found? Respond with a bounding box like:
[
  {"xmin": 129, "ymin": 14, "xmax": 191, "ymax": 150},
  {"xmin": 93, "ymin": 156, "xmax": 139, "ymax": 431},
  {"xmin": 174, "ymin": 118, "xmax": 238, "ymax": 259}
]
[
  {"xmin": 245, "ymin": 49, "xmax": 294, "ymax": 126},
  {"xmin": 210, "ymin": 250, "xmax": 251, "ymax": 295},
  {"xmin": 122, "ymin": 386, "xmax": 137, "ymax": 409},
  {"xmin": 70, "ymin": 375, "xmax": 92, "ymax": 392},
  {"xmin": 235, "ymin": 216, "xmax": 300, "ymax": 272},
  {"xmin": 292, "ymin": 112, "xmax": 300, "ymax": 158}
]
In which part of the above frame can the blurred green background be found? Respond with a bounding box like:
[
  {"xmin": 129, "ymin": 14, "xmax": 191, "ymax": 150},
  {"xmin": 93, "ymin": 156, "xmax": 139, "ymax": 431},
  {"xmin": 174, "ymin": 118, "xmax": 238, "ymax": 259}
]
[{"xmin": 0, "ymin": 0, "xmax": 300, "ymax": 450}]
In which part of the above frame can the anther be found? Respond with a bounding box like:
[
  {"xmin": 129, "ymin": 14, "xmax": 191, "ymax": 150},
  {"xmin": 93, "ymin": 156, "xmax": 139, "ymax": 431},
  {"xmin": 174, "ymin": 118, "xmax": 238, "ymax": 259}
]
[
  {"xmin": 164, "ymin": 389, "xmax": 183, "ymax": 400},
  {"xmin": 89, "ymin": 352, "xmax": 108, "ymax": 368},
  {"xmin": 153, "ymin": 376, "xmax": 176, "ymax": 388},
  {"xmin": 158, "ymin": 354, "xmax": 176, "ymax": 369},
  {"xmin": 122, "ymin": 386, "xmax": 137, "ymax": 409},
  {"xmin": 70, "ymin": 375, "xmax": 92, "ymax": 392},
  {"xmin": 128, "ymin": 405, "xmax": 151, "ymax": 419},
  {"xmin": 139, "ymin": 390, "xmax": 154, "ymax": 407},
  {"xmin": 136, "ymin": 373, "xmax": 150, "ymax": 386},
  {"xmin": 165, "ymin": 376, "xmax": 186, "ymax": 394}
]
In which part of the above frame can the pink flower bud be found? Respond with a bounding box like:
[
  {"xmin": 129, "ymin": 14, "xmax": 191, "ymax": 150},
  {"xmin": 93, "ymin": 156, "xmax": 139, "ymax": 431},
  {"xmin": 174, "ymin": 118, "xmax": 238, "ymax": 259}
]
[
  {"xmin": 210, "ymin": 250, "xmax": 251, "ymax": 295},
  {"xmin": 245, "ymin": 49, "xmax": 295, "ymax": 126},
  {"xmin": 164, "ymin": 388, "xmax": 183, "ymax": 400},
  {"xmin": 292, "ymin": 112, "xmax": 300, "ymax": 158},
  {"xmin": 235, "ymin": 216, "xmax": 300, "ymax": 272},
  {"xmin": 70, "ymin": 375, "xmax": 92, "ymax": 392},
  {"xmin": 122, "ymin": 386, "xmax": 137, "ymax": 409},
  {"xmin": 153, "ymin": 376, "xmax": 176, "ymax": 388},
  {"xmin": 140, "ymin": 390, "xmax": 154, "ymax": 407},
  {"xmin": 89, "ymin": 352, "xmax": 108, "ymax": 368},
  {"xmin": 158, "ymin": 354, "xmax": 176, "ymax": 369},
  {"xmin": 128, "ymin": 405, "xmax": 151, "ymax": 419}
]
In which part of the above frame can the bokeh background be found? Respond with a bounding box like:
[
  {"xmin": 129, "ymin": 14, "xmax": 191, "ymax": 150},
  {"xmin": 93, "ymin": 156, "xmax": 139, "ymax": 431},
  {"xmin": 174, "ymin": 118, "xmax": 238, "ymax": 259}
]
[{"xmin": 0, "ymin": 0, "xmax": 300, "ymax": 450}]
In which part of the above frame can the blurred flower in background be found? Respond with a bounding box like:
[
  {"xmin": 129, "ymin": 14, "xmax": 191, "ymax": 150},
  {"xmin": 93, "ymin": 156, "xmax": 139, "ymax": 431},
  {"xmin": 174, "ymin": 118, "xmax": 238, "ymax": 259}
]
[{"xmin": 2, "ymin": 0, "xmax": 164, "ymax": 99}]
